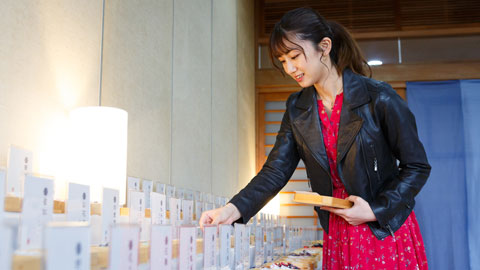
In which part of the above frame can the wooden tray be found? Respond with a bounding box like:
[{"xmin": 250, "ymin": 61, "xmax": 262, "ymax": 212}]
[{"xmin": 293, "ymin": 191, "xmax": 353, "ymax": 209}]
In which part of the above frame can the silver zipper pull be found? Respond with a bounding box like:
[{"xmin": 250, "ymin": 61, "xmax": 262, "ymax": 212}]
[
  {"xmin": 386, "ymin": 224, "xmax": 395, "ymax": 240},
  {"xmin": 374, "ymin": 158, "xmax": 378, "ymax": 172}
]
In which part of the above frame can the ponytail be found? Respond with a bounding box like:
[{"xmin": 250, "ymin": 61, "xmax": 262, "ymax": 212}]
[
  {"xmin": 269, "ymin": 7, "xmax": 371, "ymax": 78},
  {"xmin": 328, "ymin": 21, "xmax": 371, "ymax": 77}
]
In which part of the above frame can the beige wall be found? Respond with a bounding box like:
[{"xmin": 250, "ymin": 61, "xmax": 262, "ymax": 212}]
[{"xmin": 0, "ymin": 0, "xmax": 255, "ymax": 199}]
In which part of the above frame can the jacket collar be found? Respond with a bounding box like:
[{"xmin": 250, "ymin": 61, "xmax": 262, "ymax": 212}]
[
  {"xmin": 295, "ymin": 69, "xmax": 370, "ymax": 111},
  {"xmin": 292, "ymin": 69, "xmax": 370, "ymax": 173}
]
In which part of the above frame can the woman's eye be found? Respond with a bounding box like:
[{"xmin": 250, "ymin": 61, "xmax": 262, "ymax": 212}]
[{"xmin": 292, "ymin": 54, "xmax": 299, "ymax": 60}]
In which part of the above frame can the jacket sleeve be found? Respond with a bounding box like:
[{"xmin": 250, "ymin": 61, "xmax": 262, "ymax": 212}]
[
  {"xmin": 228, "ymin": 95, "xmax": 300, "ymax": 224},
  {"xmin": 369, "ymin": 83, "xmax": 431, "ymax": 228}
]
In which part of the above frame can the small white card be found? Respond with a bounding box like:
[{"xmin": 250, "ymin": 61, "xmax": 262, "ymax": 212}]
[
  {"xmin": 109, "ymin": 225, "xmax": 140, "ymax": 270},
  {"xmin": 101, "ymin": 188, "xmax": 119, "ymax": 246},
  {"xmin": 176, "ymin": 188, "xmax": 185, "ymax": 200},
  {"xmin": 6, "ymin": 145, "xmax": 32, "ymax": 196},
  {"xmin": 255, "ymin": 226, "xmax": 263, "ymax": 253},
  {"xmin": 219, "ymin": 225, "xmax": 232, "ymax": 268},
  {"xmin": 150, "ymin": 225, "xmax": 172, "ymax": 270},
  {"xmin": 182, "ymin": 200, "xmax": 193, "ymax": 225},
  {"xmin": 0, "ymin": 226, "xmax": 12, "ymax": 270},
  {"xmin": 44, "ymin": 223, "xmax": 90, "ymax": 270},
  {"xmin": 244, "ymin": 225, "xmax": 251, "ymax": 265},
  {"xmin": 194, "ymin": 201, "xmax": 204, "ymax": 221},
  {"xmin": 142, "ymin": 180, "xmax": 153, "ymax": 209},
  {"xmin": 234, "ymin": 223, "xmax": 245, "ymax": 267},
  {"xmin": 169, "ymin": 197, "xmax": 181, "ymax": 227},
  {"xmin": 129, "ymin": 191, "xmax": 145, "ymax": 225},
  {"xmin": 205, "ymin": 202, "xmax": 214, "ymax": 211},
  {"xmin": 150, "ymin": 192, "xmax": 166, "ymax": 225},
  {"xmin": 67, "ymin": 183, "xmax": 90, "ymax": 222},
  {"xmin": 194, "ymin": 191, "xmax": 202, "ymax": 201},
  {"xmin": 166, "ymin": 185, "xmax": 175, "ymax": 198},
  {"xmin": 178, "ymin": 226, "xmax": 196, "ymax": 270},
  {"xmin": 127, "ymin": 176, "xmax": 140, "ymax": 191},
  {"xmin": 19, "ymin": 174, "xmax": 53, "ymax": 250},
  {"xmin": 156, "ymin": 183, "xmax": 166, "ymax": 194},
  {"xmin": 166, "ymin": 185, "xmax": 175, "ymax": 211},
  {"xmin": 203, "ymin": 225, "xmax": 217, "ymax": 269},
  {"xmin": 185, "ymin": 189, "xmax": 194, "ymax": 201}
]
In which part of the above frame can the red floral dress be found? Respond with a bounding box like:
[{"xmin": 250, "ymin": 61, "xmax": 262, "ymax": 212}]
[{"xmin": 318, "ymin": 93, "xmax": 428, "ymax": 270}]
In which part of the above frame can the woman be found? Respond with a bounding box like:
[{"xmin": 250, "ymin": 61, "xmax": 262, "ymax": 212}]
[{"xmin": 200, "ymin": 7, "xmax": 430, "ymax": 269}]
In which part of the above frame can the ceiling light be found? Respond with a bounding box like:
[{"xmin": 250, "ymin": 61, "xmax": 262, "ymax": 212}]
[{"xmin": 368, "ymin": 60, "xmax": 383, "ymax": 66}]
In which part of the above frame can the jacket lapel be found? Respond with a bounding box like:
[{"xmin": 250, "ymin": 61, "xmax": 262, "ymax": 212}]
[
  {"xmin": 291, "ymin": 70, "xmax": 371, "ymax": 172},
  {"xmin": 337, "ymin": 69, "xmax": 370, "ymax": 162},
  {"xmin": 292, "ymin": 87, "xmax": 331, "ymax": 175}
]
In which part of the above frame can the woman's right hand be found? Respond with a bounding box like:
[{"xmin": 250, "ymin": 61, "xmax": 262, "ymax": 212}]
[{"xmin": 199, "ymin": 203, "xmax": 241, "ymax": 229}]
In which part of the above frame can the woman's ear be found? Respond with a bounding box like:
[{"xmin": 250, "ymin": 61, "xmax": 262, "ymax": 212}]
[{"xmin": 318, "ymin": 37, "xmax": 332, "ymax": 56}]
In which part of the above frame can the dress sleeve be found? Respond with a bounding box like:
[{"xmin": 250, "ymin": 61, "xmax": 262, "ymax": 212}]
[
  {"xmin": 369, "ymin": 82, "xmax": 431, "ymax": 228},
  {"xmin": 228, "ymin": 94, "xmax": 300, "ymax": 223}
]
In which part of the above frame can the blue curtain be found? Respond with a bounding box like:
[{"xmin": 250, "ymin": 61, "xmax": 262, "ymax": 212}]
[{"xmin": 407, "ymin": 80, "xmax": 480, "ymax": 270}]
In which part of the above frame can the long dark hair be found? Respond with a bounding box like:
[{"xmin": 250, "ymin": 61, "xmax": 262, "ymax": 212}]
[{"xmin": 269, "ymin": 7, "xmax": 371, "ymax": 77}]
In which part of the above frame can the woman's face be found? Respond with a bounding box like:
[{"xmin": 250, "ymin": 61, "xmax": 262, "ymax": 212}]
[{"xmin": 277, "ymin": 38, "xmax": 327, "ymax": 88}]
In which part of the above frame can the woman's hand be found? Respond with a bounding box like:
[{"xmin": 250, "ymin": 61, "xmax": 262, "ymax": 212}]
[
  {"xmin": 320, "ymin": 195, "xmax": 377, "ymax": 226},
  {"xmin": 199, "ymin": 203, "xmax": 241, "ymax": 229}
]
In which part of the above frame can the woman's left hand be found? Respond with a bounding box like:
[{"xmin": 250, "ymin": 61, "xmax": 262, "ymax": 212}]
[{"xmin": 320, "ymin": 195, "xmax": 377, "ymax": 226}]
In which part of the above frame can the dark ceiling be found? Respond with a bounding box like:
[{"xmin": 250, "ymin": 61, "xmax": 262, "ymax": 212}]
[{"xmin": 259, "ymin": 0, "xmax": 480, "ymax": 39}]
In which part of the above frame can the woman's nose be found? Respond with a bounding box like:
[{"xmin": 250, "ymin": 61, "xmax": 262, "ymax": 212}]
[{"xmin": 285, "ymin": 61, "xmax": 296, "ymax": 74}]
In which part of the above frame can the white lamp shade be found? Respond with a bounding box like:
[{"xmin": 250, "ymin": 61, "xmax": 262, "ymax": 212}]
[{"xmin": 68, "ymin": 106, "xmax": 127, "ymax": 204}]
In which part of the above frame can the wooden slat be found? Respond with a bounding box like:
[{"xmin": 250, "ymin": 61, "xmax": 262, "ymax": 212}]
[
  {"xmin": 258, "ymin": 0, "xmax": 480, "ymax": 41},
  {"xmin": 281, "ymin": 203, "xmax": 310, "ymax": 206},
  {"xmin": 265, "ymin": 109, "xmax": 285, "ymax": 113}
]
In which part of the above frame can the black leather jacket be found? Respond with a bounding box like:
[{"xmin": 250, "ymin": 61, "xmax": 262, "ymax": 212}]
[{"xmin": 230, "ymin": 69, "xmax": 431, "ymax": 240}]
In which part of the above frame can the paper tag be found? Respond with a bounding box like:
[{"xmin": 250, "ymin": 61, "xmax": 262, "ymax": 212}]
[
  {"xmin": 101, "ymin": 188, "xmax": 119, "ymax": 246},
  {"xmin": 142, "ymin": 180, "xmax": 153, "ymax": 209},
  {"xmin": 244, "ymin": 225, "xmax": 251, "ymax": 265},
  {"xmin": 109, "ymin": 225, "xmax": 140, "ymax": 270},
  {"xmin": 184, "ymin": 189, "xmax": 194, "ymax": 201},
  {"xmin": 127, "ymin": 177, "xmax": 140, "ymax": 209},
  {"xmin": 182, "ymin": 200, "xmax": 193, "ymax": 225},
  {"xmin": 67, "ymin": 183, "xmax": 90, "ymax": 222},
  {"xmin": 219, "ymin": 225, "xmax": 231, "ymax": 267},
  {"xmin": 166, "ymin": 185, "xmax": 175, "ymax": 211},
  {"xmin": 156, "ymin": 183, "xmax": 166, "ymax": 194},
  {"xmin": 44, "ymin": 223, "xmax": 90, "ymax": 270},
  {"xmin": 194, "ymin": 201, "xmax": 203, "ymax": 221},
  {"xmin": 6, "ymin": 145, "xmax": 33, "ymax": 196},
  {"xmin": 234, "ymin": 223, "xmax": 245, "ymax": 267},
  {"xmin": 0, "ymin": 170, "xmax": 5, "ymax": 218},
  {"xmin": 129, "ymin": 191, "xmax": 145, "ymax": 224},
  {"xmin": 176, "ymin": 188, "xmax": 185, "ymax": 200},
  {"xmin": 194, "ymin": 191, "xmax": 202, "ymax": 201},
  {"xmin": 150, "ymin": 192, "xmax": 166, "ymax": 225},
  {"xmin": 178, "ymin": 226, "xmax": 196, "ymax": 270},
  {"xmin": 255, "ymin": 226, "xmax": 263, "ymax": 253},
  {"xmin": 169, "ymin": 197, "xmax": 181, "ymax": 227},
  {"xmin": 203, "ymin": 225, "xmax": 217, "ymax": 269},
  {"xmin": 19, "ymin": 174, "xmax": 53, "ymax": 250},
  {"xmin": 0, "ymin": 226, "xmax": 13, "ymax": 270},
  {"xmin": 127, "ymin": 176, "xmax": 140, "ymax": 191},
  {"xmin": 150, "ymin": 225, "xmax": 172, "ymax": 270},
  {"xmin": 166, "ymin": 185, "xmax": 175, "ymax": 198}
]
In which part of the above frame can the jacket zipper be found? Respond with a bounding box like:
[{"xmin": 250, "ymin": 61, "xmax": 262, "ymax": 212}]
[
  {"xmin": 386, "ymin": 224, "xmax": 395, "ymax": 240},
  {"xmin": 374, "ymin": 158, "xmax": 378, "ymax": 172}
]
